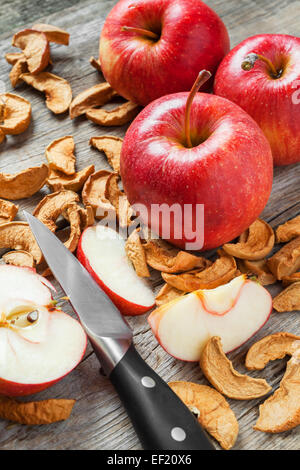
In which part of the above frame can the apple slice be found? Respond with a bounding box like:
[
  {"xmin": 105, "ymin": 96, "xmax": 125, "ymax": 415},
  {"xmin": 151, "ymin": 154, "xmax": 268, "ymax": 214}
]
[
  {"xmin": 77, "ymin": 225, "xmax": 155, "ymax": 316},
  {"xmin": 148, "ymin": 276, "xmax": 272, "ymax": 361},
  {"xmin": 0, "ymin": 265, "xmax": 87, "ymax": 396}
]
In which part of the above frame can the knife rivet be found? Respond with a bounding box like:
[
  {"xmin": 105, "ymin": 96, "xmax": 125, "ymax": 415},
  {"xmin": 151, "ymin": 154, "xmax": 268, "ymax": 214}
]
[
  {"xmin": 171, "ymin": 427, "xmax": 186, "ymax": 442},
  {"xmin": 141, "ymin": 376, "xmax": 156, "ymax": 388}
]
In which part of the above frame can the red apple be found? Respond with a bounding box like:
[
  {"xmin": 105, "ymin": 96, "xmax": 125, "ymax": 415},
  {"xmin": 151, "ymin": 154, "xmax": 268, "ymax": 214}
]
[
  {"xmin": 120, "ymin": 71, "xmax": 273, "ymax": 251},
  {"xmin": 77, "ymin": 224, "xmax": 155, "ymax": 316},
  {"xmin": 148, "ymin": 275, "xmax": 273, "ymax": 361},
  {"xmin": 0, "ymin": 265, "xmax": 87, "ymax": 396},
  {"xmin": 99, "ymin": 0, "xmax": 230, "ymax": 106},
  {"xmin": 214, "ymin": 34, "xmax": 300, "ymax": 166}
]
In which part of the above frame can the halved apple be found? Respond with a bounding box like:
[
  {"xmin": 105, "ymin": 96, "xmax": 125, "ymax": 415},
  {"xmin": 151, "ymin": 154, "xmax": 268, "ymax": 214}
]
[
  {"xmin": 148, "ymin": 276, "xmax": 272, "ymax": 361},
  {"xmin": 0, "ymin": 265, "xmax": 87, "ymax": 396},
  {"xmin": 77, "ymin": 225, "xmax": 155, "ymax": 316}
]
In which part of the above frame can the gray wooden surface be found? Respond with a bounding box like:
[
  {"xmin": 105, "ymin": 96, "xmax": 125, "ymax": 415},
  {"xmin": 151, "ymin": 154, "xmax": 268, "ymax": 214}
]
[{"xmin": 0, "ymin": 0, "xmax": 299, "ymax": 451}]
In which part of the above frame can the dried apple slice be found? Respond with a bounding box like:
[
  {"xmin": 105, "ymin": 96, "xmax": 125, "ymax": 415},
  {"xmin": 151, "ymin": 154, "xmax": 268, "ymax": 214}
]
[
  {"xmin": 86, "ymin": 100, "xmax": 139, "ymax": 126},
  {"xmin": 0, "ymin": 164, "xmax": 49, "ymax": 200},
  {"xmin": 61, "ymin": 203, "xmax": 82, "ymax": 252},
  {"xmin": 238, "ymin": 259, "xmax": 276, "ymax": 286},
  {"xmin": 0, "ymin": 222, "xmax": 42, "ymax": 263},
  {"xmin": 32, "ymin": 24, "xmax": 69, "ymax": 45},
  {"xmin": 0, "ymin": 199, "xmax": 18, "ymax": 224},
  {"xmin": 12, "ymin": 29, "xmax": 50, "ymax": 74},
  {"xmin": 89, "ymin": 56, "xmax": 102, "ymax": 72},
  {"xmin": 105, "ymin": 173, "xmax": 134, "ymax": 227},
  {"xmin": 90, "ymin": 136, "xmax": 123, "ymax": 174},
  {"xmin": 3, "ymin": 250, "xmax": 35, "ymax": 268},
  {"xmin": 46, "ymin": 136, "xmax": 76, "ymax": 175},
  {"xmin": 254, "ymin": 348, "xmax": 300, "ymax": 433},
  {"xmin": 142, "ymin": 237, "xmax": 207, "ymax": 274},
  {"xmin": 33, "ymin": 190, "xmax": 79, "ymax": 232},
  {"xmin": 155, "ymin": 283, "xmax": 186, "ymax": 307},
  {"xmin": 200, "ymin": 336, "xmax": 271, "ymax": 400},
  {"xmin": 267, "ymin": 236, "xmax": 300, "ymax": 280},
  {"xmin": 82, "ymin": 169, "xmax": 116, "ymax": 219},
  {"xmin": 0, "ymin": 93, "xmax": 31, "ymax": 135},
  {"xmin": 169, "ymin": 381, "xmax": 239, "ymax": 450},
  {"xmin": 273, "ymin": 282, "xmax": 300, "ymax": 312},
  {"xmin": 245, "ymin": 332, "xmax": 300, "ymax": 370},
  {"xmin": 276, "ymin": 215, "xmax": 300, "ymax": 243},
  {"xmin": 20, "ymin": 72, "xmax": 72, "ymax": 114},
  {"xmin": 69, "ymin": 83, "xmax": 116, "ymax": 119},
  {"xmin": 162, "ymin": 251, "xmax": 236, "ymax": 291},
  {"xmin": 223, "ymin": 219, "xmax": 274, "ymax": 260},
  {"xmin": 47, "ymin": 165, "xmax": 95, "ymax": 192},
  {"xmin": 9, "ymin": 58, "xmax": 28, "ymax": 88},
  {"xmin": 125, "ymin": 229, "xmax": 150, "ymax": 277}
]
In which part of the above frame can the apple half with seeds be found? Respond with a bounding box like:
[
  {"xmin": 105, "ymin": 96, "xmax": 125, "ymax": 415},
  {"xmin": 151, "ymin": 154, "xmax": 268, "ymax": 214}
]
[
  {"xmin": 77, "ymin": 224, "xmax": 155, "ymax": 316},
  {"xmin": 148, "ymin": 275, "xmax": 272, "ymax": 361},
  {"xmin": 0, "ymin": 265, "xmax": 87, "ymax": 396}
]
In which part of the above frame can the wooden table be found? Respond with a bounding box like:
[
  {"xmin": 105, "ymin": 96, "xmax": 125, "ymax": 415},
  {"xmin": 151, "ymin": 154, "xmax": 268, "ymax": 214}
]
[{"xmin": 0, "ymin": 0, "xmax": 299, "ymax": 451}]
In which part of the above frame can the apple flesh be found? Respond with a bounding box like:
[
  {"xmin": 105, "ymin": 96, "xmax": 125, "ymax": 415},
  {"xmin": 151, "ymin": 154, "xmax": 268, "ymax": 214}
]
[
  {"xmin": 99, "ymin": 0, "xmax": 230, "ymax": 106},
  {"xmin": 77, "ymin": 225, "xmax": 155, "ymax": 316},
  {"xmin": 148, "ymin": 276, "xmax": 272, "ymax": 361},
  {"xmin": 0, "ymin": 265, "xmax": 87, "ymax": 397},
  {"xmin": 120, "ymin": 92, "xmax": 273, "ymax": 251},
  {"xmin": 214, "ymin": 34, "xmax": 300, "ymax": 166}
]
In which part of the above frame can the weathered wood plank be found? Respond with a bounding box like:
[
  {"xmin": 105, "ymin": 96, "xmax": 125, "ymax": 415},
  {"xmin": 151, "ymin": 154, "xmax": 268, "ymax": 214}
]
[{"xmin": 0, "ymin": 0, "xmax": 299, "ymax": 451}]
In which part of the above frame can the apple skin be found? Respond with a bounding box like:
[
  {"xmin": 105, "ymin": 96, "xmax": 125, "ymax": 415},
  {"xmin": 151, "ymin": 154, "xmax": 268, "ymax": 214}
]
[
  {"xmin": 99, "ymin": 0, "xmax": 230, "ymax": 106},
  {"xmin": 120, "ymin": 92, "xmax": 273, "ymax": 251},
  {"xmin": 77, "ymin": 233, "xmax": 155, "ymax": 316},
  {"xmin": 214, "ymin": 34, "xmax": 300, "ymax": 166}
]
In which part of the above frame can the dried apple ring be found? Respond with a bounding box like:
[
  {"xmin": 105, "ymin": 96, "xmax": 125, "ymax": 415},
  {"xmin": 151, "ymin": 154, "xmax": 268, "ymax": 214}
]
[
  {"xmin": 125, "ymin": 229, "xmax": 150, "ymax": 278},
  {"xmin": 105, "ymin": 173, "xmax": 134, "ymax": 227},
  {"xmin": 254, "ymin": 348, "xmax": 300, "ymax": 433},
  {"xmin": 155, "ymin": 283, "xmax": 186, "ymax": 307},
  {"xmin": 47, "ymin": 165, "xmax": 95, "ymax": 192},
  {"xmin": 20, "ymin": 72, "xmax": 72, "ymax": 114},
  {"xmin": 0, "ymin": 221, "xmax": 42, "ymax": 264},
  {"xmin": 238, "ymin": 259, "xmax": 276, "ymax": 286},
  {"xmin": 162, "ymin": 250, "xmax": 235, "ymax": 291},
  {"xmin": 267, "ymin": 236, "xmax": 300, "ymax": 280},
  {"xmin": 0, "ymin": 93, "xmax": 31, "ymax": 135},
  {"xmin": 69, "ymin": 83, "xmax": 116, "ymax": 119},
  {"xmin": 200, "ymin": 336, "xmax": 271, "ymax": 400},
  {"xmin": 0, "ymin": 164, "xmax": 49, "ymax": 200},
  {"xmin": 169, "ymin": 381, "xmax": 239, "ymax": 450},
  {"xmin": 33, "ymin": 190, "xmax": 79, "ymax": 232},
  {"xmin": 12, "ymin": 29, "xmax": 50, "ymax": 74},
  {"xmin": 46, "ymin": 136, "xmax": 76, "ymax": 175},
  {"xmin": 0, "ymin": 199, "xmax": 18, "ymax": 224},
  {"xmin": 90, "ymin": 136, "xmax": 123, "ymax": 174},
  {"xmin": 86, "ymin": 100, "xmax": 139, "ymax": 126},
  {"xmin": 223, "ymin": 219, "xmax": 274, "ymax": 260},
  {"xmin": 3, "ymin": 250, "xmax": 35, "ymax": 268},
  {"xmin": 245, "ymin": 332, "xmax": 300, "ymax": 370},
  {"xmin": 276, "ymin": 215, "xmax": 300, "ymax": 243},
  {"xmin": 82, "ymin": 169, "xmax": 116, "ymax": 220},
  {"xmin": 32, "ymin": 24, "xmax": 70, "ymax": 45},
  {"xmin": 273, "ymin": 282, "xmax": 300, "ymax": 312}
]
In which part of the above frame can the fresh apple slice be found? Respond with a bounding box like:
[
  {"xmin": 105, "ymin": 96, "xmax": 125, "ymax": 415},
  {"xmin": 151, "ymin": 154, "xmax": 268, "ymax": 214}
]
[
  {"xmin": 148, "ymin": 276, "xmax": 272, "ymax": 361},
  {"xmin": 0, "ymin": 265, "xmax": 87, "ymax": 396},
  {"xmin": 77, "ymin": 225, "xmax": 155, "ymax": 316}
]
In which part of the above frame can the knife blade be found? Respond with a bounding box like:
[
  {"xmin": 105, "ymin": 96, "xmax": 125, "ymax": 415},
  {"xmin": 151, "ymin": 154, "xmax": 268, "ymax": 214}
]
[{"xmin": 24, "ymin": 211, "xmax": 214, "ymax": 451}]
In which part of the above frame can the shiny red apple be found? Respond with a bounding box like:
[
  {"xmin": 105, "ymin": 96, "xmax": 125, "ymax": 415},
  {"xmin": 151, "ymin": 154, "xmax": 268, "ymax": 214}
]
[
  {"xmin": 214, "ymin": 34, "xmax": 300, "ymax": 166},
  {"xmin": 99, "ymin": 0, "xmax": 230, "ymax": 106},
  {"xmin": 120, "ymin": 71, "xmax": 273, "ymax": 251}
]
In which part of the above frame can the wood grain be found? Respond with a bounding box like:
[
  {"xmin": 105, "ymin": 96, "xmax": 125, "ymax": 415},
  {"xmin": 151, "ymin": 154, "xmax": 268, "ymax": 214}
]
[{"xmin": 0, "ymin": 0, "xmax": 299, "ymax": 450}]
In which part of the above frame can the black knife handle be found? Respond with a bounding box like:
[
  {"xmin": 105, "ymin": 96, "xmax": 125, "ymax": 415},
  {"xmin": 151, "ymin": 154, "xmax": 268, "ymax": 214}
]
[{"xmin": 109, "ymin": 344, "xmax": 215, "ymax": 450}]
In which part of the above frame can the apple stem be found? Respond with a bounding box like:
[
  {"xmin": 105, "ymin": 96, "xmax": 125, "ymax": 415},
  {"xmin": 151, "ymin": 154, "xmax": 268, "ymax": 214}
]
[
  {"xmin": 121, "ymin": 26, "xmax": 159, "ymax": 40},
  {"xmin": 241, "ymin": 53, "xmax": 278, "ymax": 77},
  {"xmin": 185, "ymin": 70, "xmax": 212, "ymax": 149}
]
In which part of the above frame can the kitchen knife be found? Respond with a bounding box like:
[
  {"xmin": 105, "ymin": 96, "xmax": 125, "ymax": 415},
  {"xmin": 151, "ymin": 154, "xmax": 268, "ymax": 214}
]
[{"xmin": 24, "ymin": 211, "xmax": 214, "ymax": 450}]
